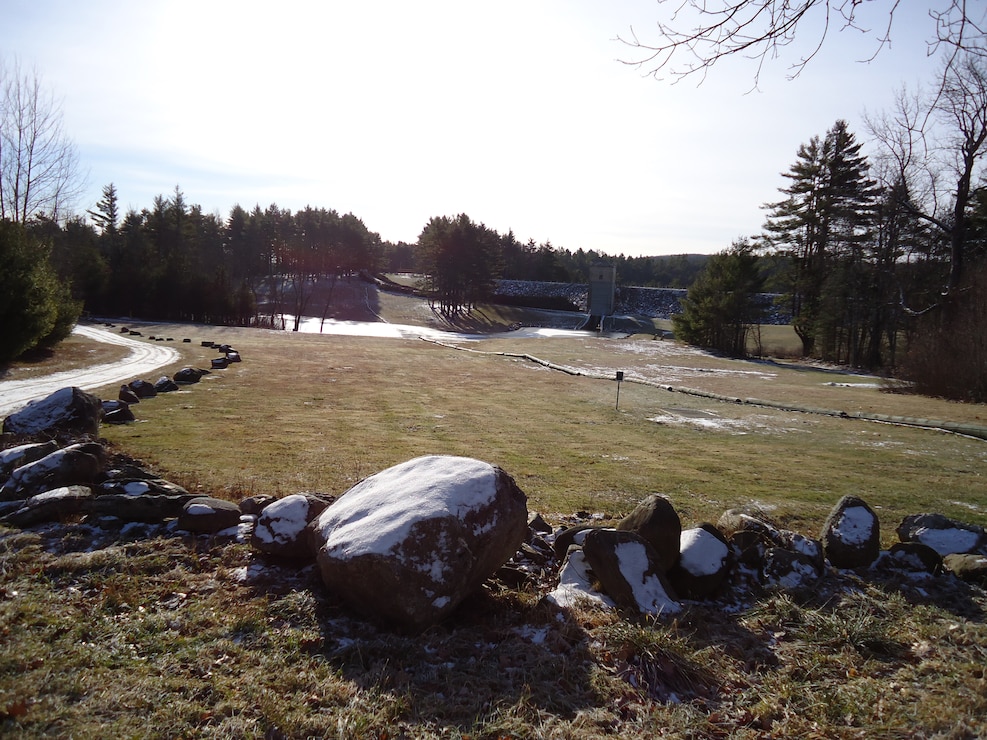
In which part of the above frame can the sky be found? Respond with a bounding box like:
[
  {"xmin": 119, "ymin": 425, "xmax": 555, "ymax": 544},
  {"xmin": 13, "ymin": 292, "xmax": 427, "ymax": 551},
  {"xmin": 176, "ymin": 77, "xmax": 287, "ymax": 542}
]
[{"xmin": 1, "ymin": 1, "xmax": 945, "ymax": 257}]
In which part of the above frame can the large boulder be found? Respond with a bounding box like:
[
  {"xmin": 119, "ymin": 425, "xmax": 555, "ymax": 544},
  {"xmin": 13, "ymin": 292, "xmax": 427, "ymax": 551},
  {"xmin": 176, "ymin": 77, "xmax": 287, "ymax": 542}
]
[
  {"xmin": 615, "ymin": 494, "xmax": 681, "ymax": 572},
  {"xmin": 667, "ymin": 524, "xmax": 731, "ymax": 599},
  {"xmin": 251, "ymin": 493, "xmax": 332, "ymax": 558},
  {"xmin": 0, "ymin": 443, "xmax": 106, "ymax": 501},
  {"xmin": 101, "ymin": 400, "xmax": 135, "ymax": 424},
  {"xmin": 896, "ymin": 514, "xmax": 987, "ymax": 556},
  {"xmin": 87, "ymin": 492, "xmax": 196, "ymax": 523},
  {"xmin": 821, "ymin": 495, "xmax": 881, "ymax": 569},
  {"xmin": 2, "ymin": 387, "xmax": 101, "ymax": 438},
  {"xmin": 311, "ymin": 455, "xmax": 528, "ymax": 632},
  {"xmin": 943, "ymin": 553, "xmax": 987, "ymax": 585},
  {"xmin": 545, "ymin": 546, "xmax": 616, "ymax": 610},
  {"xmin": 581, "ymin": 528, "xmax": 681, "ymax": 616}
]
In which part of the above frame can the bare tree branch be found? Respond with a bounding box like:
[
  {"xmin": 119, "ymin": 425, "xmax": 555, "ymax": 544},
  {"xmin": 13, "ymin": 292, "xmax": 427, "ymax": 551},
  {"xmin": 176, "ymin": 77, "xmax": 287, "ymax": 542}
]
[{"xmin": 620, "ymin": 1, "xmax": 983, "ymax": 90}]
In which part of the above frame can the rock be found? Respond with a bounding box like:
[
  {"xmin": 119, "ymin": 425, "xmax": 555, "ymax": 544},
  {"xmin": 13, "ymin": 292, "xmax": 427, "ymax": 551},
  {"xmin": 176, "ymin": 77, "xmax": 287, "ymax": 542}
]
[
  {"xmin": 87, "ymin": 493, "xmax": 196, "ymax": 522},
  {"xmin": 553, "ymin": 524, "xmax": 602, "ymax": 558},
  {"xmin": 581, "ymin": 528, "xmax": 681, "ymax": 616},
  {"xmin": 226, "ymin": 351, "xmax": 242, "ymax": 363},
  {"xmin": 173, "ymin": 367, "xmax": 206, "ymax": 384},
  {"xmin": 1, "ymin": 485, "xmax": 94, "ymax": 527},
  {"xmin": 311, "ymin": 455, "xmax": 528, "ymax": 632},
  {"xmin": 615, "ymin": 494, "xmax": 681, "ymax": 572},
  {"xmin": 0, "ymin": 443, "xmax": 106, "ymax": 501},
  {"xmin": 251, "ymin": 493, "xmax": 332, "ymax": 558},
  {"xmin": 762, "ymin": 547, "xmax": 821, "ymax": 589},
  {"xmin": 211, "ymin": 357, "xmax": 229, "ymax": 370},
  {"xmin": 154, "ymin": 376, "xmax": 179, "ymax": 393},
  {"xmin": 101, "ymin": 400, "xmax": 135, "ymax": 424},
  {"xmin": 718, "ymin": 510, "xmax": 782, "ymax": 568},
  {"xmin": 119, "ymin": 385, "xmax": 141, "ymax": 404},
  {"xmin": 0, "ymin": 440, "xmax": 59, "ymax": 478},
  {"xmin": 885, "ymin": 542, "xmax": 943, "ymax": 574},
  {"xmin": 239, "ymin": 494, "xmax": 278, "ymax": 516},
  {"xmin": 96, "ymin": 476, "xmax": 190, "ymax": 498},
  {"xmin": 128, "ymin": 380, "xmax": 158, "ymax": 399},
  {"xmin": 667, "ymin": 524, "xmax": 731, "ymax": 599},
  {"xmin": 943, "ymin": 553, "xmax": 987, "ymax": 585},
  {"xmin": 896, "ymin": 513, "xmax": 987, "ymax": 556},
  {"xmin": 820, "ymin": 495, "xmax": 881, "ymax": 569},
  {"xmin": 527, "ymin": 511, "xmax": 552, "ymax": 534},
  {"xmin": 177, "ymin": 496, "xmax": 243, "ymax": 533},
  {"xmin": 718, "ymin": 508, "xmax": 824, "ymax": 574},
  {"xmin": 2, "ymin": 387, "xmax": 102, "ymax": 438}
]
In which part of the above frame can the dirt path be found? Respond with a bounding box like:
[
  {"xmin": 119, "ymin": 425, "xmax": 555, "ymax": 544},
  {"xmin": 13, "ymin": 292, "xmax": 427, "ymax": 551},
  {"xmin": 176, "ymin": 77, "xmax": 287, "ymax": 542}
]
[{"xmin": 0, "ymin": 325, "xmax": 180, "ymax": 417}]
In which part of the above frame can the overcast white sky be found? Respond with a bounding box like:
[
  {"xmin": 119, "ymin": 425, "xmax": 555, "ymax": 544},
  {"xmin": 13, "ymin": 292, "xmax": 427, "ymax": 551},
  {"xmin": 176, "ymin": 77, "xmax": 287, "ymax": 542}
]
[{"xmin": 2, "ymin": 1, "xmax": 944, "ymax": 256}]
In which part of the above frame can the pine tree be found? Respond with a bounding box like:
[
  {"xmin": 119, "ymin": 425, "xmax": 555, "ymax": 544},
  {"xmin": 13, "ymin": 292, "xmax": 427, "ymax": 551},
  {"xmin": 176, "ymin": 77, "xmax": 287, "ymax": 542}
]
[{"xmin": 763, "ymin": 120, "xmax": 876, "ymax": 358}]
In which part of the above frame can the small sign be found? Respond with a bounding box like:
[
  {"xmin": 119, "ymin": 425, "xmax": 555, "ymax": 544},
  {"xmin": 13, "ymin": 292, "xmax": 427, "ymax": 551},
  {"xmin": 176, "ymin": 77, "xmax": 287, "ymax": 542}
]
[
  {"xmin": 615, "ymin": 371, "xmax": 624, "ymax": 409},
  {"xmin": 616, "ymin": 371, "xmax": 624, "ymax": 381}
]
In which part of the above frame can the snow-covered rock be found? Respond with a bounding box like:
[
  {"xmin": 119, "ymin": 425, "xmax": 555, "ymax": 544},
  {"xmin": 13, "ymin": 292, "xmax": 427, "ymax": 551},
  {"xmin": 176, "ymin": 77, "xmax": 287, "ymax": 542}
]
[
  {"xmin": 251, "ymin": 493, "xmax": 332, "ymax": 558},
  {"xmin": 581, "ymin": 528, "xmax": 681, "ymax": 616},
  {"xmin": 668, "ymin": 524, "xmax": 731, "ymax": 599},
  {"xmin": 821, "ymin": 495, "xmax": 881, "ymax": 569},
  {"xmin": 546, "ymin": 546, "xmax": 616, "ymax": 610},
  {"xmin": 177, "ymin": 496, "xmax": 243, "ymax": 534},
  {"xmin": 311, "ymin": 455, "xmax": 528, "ymax": 632},
  {"xmin": 0, "ymin": 440, "xmax": 59, "ymax": 479},
  {"xmin": 0, "ymin": 442, "xmax": 105, "ymax": 501},
  {"xmin": 896, "ymin": 513, "xmax": 987, "ymax": 556},
  {"xmin": 1, "ymin": 485, "xmax": 94, "ymax": 527},
  {"xmin": 2, "ymin": 386, "xmax": 102, "ymax": 438}
]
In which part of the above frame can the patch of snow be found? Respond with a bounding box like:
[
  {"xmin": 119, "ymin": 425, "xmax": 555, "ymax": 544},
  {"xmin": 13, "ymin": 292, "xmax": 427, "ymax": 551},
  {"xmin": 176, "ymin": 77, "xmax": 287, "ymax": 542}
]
[
  {"xmin": 913, "ymin": 527, "xmax": 980, "ymax": 556},
  {"xmin": 834, "ymin": 506, "xmax": 875, "ymax": 545},
  {"xmin": 769, "ymin": 558, "xmax": 817, "ymax": 589},
  {"xmin": 679, "ymin": 528, "xmax": 728, "ymax": 576},
  {"xmin": 614, "ymin": 540, "xmax": 682, "ymax": 616},
  {"xmin": 514, "ymin": 625, "xmax": 550, "ymax": 645},
  {"xmin": 122, "ymin": 481, "xmax": 150, "ymax": 496},
  {"xmin": 185, "ymin": 503, "xmax": 217, "ymax": 516},
  {"xmin": 545, "ymin": 549, "xmax": 615, "ymax": 610}
]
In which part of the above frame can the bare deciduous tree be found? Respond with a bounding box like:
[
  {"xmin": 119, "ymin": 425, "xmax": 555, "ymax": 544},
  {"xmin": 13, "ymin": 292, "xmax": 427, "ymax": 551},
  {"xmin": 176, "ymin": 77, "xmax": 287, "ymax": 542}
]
[
  {"xmin": 0, "ymin": 59, "xmax": 84, "ymax": 224},
  {"xmin": 620, "ymin": 1, "xmax": 986, "ymax": 89}
]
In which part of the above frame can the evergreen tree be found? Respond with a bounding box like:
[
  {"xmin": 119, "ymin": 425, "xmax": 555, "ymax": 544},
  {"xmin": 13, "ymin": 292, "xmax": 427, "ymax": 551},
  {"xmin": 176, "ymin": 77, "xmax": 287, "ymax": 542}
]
[
  {"xmin": 672, "ymin": 239, "xmax": 766, "ymax": 357},
  {"xmin": 763, "ymin": 120, "xmax": 876, "ymax": 358}
]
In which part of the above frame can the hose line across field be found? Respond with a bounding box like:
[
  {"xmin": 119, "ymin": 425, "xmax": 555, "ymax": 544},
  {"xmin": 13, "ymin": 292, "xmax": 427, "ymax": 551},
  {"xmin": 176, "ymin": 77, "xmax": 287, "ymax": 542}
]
[{"xmin": 421, "ymin": 337, "xmax": 987, "ymax": 442}]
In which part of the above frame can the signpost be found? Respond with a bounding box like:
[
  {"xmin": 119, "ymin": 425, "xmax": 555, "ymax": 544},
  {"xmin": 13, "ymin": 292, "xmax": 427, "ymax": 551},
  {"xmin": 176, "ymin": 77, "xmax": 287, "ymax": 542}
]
[{"xmin": 615, "ymin": 371, "xmax": 624, "ymax": 409}]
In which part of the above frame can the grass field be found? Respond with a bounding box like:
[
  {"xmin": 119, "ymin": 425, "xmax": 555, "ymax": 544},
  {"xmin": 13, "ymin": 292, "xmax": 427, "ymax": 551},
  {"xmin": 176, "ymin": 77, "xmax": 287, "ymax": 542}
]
[{"xmin": 1, "ymin": 291, "xmax": 986, "ymax": 738}]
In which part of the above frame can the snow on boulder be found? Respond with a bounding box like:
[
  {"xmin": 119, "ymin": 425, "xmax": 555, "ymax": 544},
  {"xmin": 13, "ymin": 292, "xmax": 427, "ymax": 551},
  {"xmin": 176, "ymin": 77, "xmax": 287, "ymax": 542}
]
[
  {"xmin": 546, "ymin": 546, "xmax": 616, "ymax": 610},
  {"xmin": 251, "ymin": 493, "xmax": 332, "ymax": 558},
  {"xmin": 667, "ymin": 524, "xmax": 731, "ymax": 599},
  {"xmin": 177, "ymin": 496, "xmax": 242, "ymax": 534},
  {"xmin": 312, "ymin": 455, "xmax": 528, "ymax": 632},
  {"xmin": 581, "ymin": 528, "xmax": 681, "ymax": 617},
  {"xmin": 2, "ymin": 387, "xmax": 102, "ymax": 438},
  {"xmin": 821, "ymin": 495, "xmax": 881, "ymax": 569},
  {"xmin": 0, "ymin": 442, "xmax": 106, "ymax": 501},
  {"xmin": 896, "ymin": 513, "xmax": 987, "ymax": 556},
  {"xmin": 615, "ymin": 494, "xmax": 681, "ymax": 572}
]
